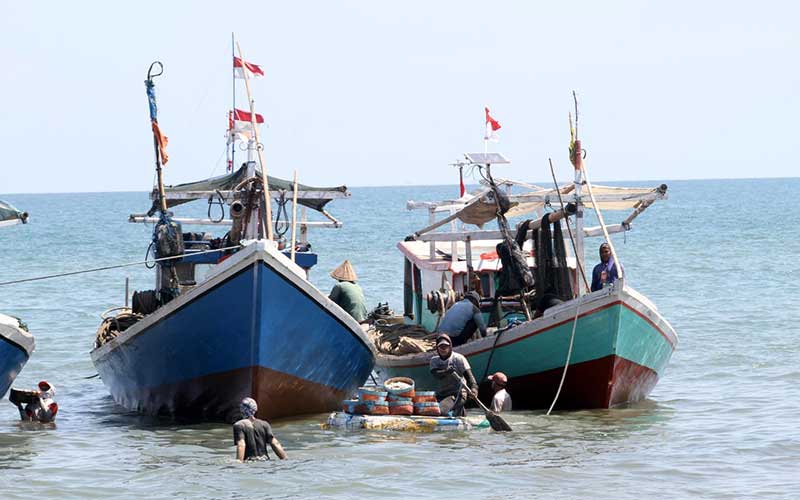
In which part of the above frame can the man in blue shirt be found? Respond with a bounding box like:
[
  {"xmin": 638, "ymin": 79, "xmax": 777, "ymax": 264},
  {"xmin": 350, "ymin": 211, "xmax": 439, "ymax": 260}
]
[
  {"xmin": 437, "ymin": 291, "xmax": 487, "ymax": 347},
  {"xmin": 591, "ymin": 243, "xmax": 622, "ymax": 291}
]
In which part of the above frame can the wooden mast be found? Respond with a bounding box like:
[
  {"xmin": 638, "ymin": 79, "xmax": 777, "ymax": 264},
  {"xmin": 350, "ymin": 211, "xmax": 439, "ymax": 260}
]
[
  {"xmin": 570, "ymin": 111, "xmax": 585, "ymax": 295},
  {"xmin": 571, "ymin": 92, "xmax": 623, "ymax": 282},
  {"xmin": 145, "ymin": 62, "xmax": 168, "ymax": 215},
  {"xmin": 236, "ymin": 42, "xmax": 274, "ymax": 241},
  {"xmin": 290, "ymin": 171, "xmax": 299, "ymax": 262}
]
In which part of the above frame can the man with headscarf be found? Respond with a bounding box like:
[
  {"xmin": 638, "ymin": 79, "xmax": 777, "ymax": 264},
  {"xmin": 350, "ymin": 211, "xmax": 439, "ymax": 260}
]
[
  {"xmin": 328, "ymin": 260, "xmax": 368, "ymax": 323},
  {"xmin": 232, "ymin": 397, "xmax": 287, "ymax": 462},
  {"xmin": 437, "ymin": 291, "xmax": 487, "ymax": 346},
  {"xmin": 429, "ymin": 334, "xmax": 478, "ymax": 417},
  {"xmin": 15, "ymin": 380, "xmax": 58, "ymax": 423},
  {"xmin": 591, "ymin": 242, "xmax": 623, "ymax": 292}
]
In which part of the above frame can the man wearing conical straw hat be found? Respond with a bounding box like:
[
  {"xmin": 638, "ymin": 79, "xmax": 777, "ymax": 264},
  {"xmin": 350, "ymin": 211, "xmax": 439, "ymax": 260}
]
[{"xmin": 329, "ymin": 260, "xmax": 368, "ymax": 323}]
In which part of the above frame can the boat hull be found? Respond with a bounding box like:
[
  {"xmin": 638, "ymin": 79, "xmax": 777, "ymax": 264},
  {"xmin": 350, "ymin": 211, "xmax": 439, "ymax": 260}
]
[
  {"xmin": 0, "ymin": 315, "xmax": 34, "ymax": 399},
  {"xmin": 91, "ymin": 242, "xmax": 375, "ymax": 421},
  {"xmin": 375, "ymin": 283, "xmax": 676, "ymax": 410}
]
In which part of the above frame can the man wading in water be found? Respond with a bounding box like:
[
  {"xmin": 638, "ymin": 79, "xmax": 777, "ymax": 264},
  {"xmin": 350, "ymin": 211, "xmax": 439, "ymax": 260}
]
[{"xmin": 233, "ymin": 398, "xmax": 287, "ymax": 462}]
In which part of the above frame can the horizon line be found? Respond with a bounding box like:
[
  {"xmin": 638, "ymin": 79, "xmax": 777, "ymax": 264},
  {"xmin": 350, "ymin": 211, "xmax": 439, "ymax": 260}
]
[{"xmin": 1, "ymin": 175, "xmax": 798, "ymax": 196}]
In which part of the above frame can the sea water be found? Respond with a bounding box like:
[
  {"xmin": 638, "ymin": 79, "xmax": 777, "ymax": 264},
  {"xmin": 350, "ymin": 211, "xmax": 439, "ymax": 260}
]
[{"xmin": 0, "ymin": 179, "xmax": 798, "ymax": 498}]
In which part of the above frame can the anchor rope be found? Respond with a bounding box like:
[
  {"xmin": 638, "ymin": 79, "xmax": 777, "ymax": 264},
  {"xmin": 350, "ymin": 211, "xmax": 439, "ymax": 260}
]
[
  {"xmin": 547, "ymin": 294, "xmax": 583, "ymax": 416},
  {"xmin": 0, "ymin": 245, "xmax": 242, "ymax": 287}
]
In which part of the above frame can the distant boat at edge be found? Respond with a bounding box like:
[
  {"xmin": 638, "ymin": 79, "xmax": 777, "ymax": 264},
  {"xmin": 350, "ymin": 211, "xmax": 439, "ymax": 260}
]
[{"xmin": 0, "ymin": 200, "xmax": 34, "ymax": 399}]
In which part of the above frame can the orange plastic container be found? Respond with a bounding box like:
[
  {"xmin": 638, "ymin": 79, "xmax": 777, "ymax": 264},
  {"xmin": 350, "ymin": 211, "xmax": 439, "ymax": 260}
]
[
  {"xmin": 413, "ymin": 391, "xmax": 437, "ymax": 403},
  {"xmin": 369, "ymin": 401, "xmax": 390, "ymax": 415},
  {"xmin": 414, "ymin": 401, "xmax": 441, "ymax": 416},
  {"xmin": 384, "ymin": 377, "xmax": 416, "ymax": 400},
  {"xmin": 357, "ymin": 386, "xmax": 388, "ymax": 402},
  {"xmin": 342, "ymin": 399, "xmax": 358, "ymax": 413},
  {"xmin": 388, "ymin": 399, "xmax": 414, "ymax": 415}
]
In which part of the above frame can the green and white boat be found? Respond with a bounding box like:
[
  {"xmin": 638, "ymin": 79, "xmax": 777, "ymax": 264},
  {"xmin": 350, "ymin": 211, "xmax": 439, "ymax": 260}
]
[{"xmin": 374, "ymin": 150, "xmax": 677, "ymax": 410}]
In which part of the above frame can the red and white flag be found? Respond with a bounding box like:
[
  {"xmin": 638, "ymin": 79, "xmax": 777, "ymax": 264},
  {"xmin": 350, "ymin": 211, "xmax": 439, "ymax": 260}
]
[
  {"xmin": 233, "ymin": 56, "xmax": 265, "ymax": 79},
  {"xmin": 229, "ymin": 108, "xmax": 264, "ymax": 141},
  {"xmin": 484, "ymin": 107, "xmax": 501, "ymax": 143}
]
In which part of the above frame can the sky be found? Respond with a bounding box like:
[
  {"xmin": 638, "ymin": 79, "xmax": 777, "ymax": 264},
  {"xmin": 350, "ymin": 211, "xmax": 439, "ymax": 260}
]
[{"xmin": 1, "ymin": 1, "xmax": 797, "ymax": 194}]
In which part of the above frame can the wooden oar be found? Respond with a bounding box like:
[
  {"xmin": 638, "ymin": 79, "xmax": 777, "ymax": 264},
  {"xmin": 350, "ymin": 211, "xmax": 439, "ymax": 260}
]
[{"xmin": 453, "ymin": 373, "xmax": 512, "ymax": 432}]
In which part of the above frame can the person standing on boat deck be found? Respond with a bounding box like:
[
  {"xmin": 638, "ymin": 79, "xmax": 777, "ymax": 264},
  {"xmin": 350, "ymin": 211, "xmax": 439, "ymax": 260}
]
[
  {"xmin": 591, "ymin": 243, "xmax": 623, "ymax": 292},
  {"xmin": 233, "ymin": 398, "xmax": 287, "ymax": 462},
  {"xmin": 328, "ymin": 260, "xmax": 368, "ymax": 323},
  {"xmin": 15, "ymin": 381, "xmax": 58, "ymax": 423},
  {"xmin": 437, "ymin": 291, "xmax": 487, "ymax": 346},
  {"xmin": 488, "ymin": 372, "xmax": 512, "ymax": 412},
  {"xmin": 430, "ymin": 334, "xmax": 478, "ymax": 417}
]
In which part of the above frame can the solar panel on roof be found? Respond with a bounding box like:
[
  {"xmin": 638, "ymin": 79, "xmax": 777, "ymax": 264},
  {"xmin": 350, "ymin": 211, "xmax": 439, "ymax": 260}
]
[{"xmin": 464, "ymin": 152, "xmax": 511, "ymax": 164}]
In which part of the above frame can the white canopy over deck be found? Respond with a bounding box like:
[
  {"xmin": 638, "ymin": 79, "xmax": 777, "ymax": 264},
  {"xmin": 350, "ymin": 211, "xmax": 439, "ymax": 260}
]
[{"xmin": 398, "ymin": 239, "xmax": 577, "ymax": 274}]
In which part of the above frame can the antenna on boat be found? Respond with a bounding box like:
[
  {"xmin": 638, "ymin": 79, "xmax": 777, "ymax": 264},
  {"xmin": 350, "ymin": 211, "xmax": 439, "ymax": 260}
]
[{"xmin": 230, "ymin": 32, "xmax": 236, "ymax": 173}]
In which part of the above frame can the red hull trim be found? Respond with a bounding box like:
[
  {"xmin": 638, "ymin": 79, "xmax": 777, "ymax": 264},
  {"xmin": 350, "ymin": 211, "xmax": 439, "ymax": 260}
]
[
  {"xmin": 115, "ymin": 366, "xmax": 346, "ymax": 422},
  {"xmin": 477, "ymin": 354, "xmax": 660, "ymax": 410}
]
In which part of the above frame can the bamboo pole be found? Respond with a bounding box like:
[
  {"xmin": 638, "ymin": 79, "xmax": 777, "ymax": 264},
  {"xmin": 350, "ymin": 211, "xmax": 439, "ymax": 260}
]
[
  {"xmin": 290, "ymin": 171, "xmax": 299, "ymax": 262},
  {"xmin": 145, "ymin": 62, "xmax": 167, "ymax": 214},
  {"xmin": 575, "ymin": 153, "xmax": 623, "ymax": 280},
  {"xmin": 524, "ymin": 205, "xmax": 576, "ymax": 231},
  {"xmin": 413, "ymin": 193, "xmax": 488, "ymax": 239},
  {"xmin": 236, "ymin": 42, "xmax": 273, "ymax": 241},
  {"xmin": 622, "ymin": 198, "xmax": 656, "ymax": 227}
]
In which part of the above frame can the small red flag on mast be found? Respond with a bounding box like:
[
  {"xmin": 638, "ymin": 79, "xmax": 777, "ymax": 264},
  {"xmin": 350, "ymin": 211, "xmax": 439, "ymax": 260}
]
[
  {"xmin": 484, "ymin": 107, "xmax": 501, "ymax": 143},
  {"xmin": 229, "ymin": 108, "xmax": 265, "ymax": 141},
  {"xmin": 233, "ymin": 57, "xmax": 264, "ymax": 79}
]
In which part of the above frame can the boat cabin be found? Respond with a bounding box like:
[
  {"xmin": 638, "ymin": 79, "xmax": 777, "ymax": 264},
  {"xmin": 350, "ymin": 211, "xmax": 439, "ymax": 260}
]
[{"xmin": 399, "ymin": 238, "xmax": 578, "ymax": 332}]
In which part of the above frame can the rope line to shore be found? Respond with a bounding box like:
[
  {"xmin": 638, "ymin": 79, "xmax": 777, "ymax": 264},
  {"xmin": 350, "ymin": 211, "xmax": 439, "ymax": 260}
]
[{"xmin": 0, "ymin": 245, "xmax": 242, "ymax": 287}]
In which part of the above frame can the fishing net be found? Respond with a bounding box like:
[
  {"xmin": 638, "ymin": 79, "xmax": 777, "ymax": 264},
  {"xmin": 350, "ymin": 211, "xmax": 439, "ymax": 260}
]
[{"xmin": 371, "ymin": 324, "xmax": 436, "ymax": 355}]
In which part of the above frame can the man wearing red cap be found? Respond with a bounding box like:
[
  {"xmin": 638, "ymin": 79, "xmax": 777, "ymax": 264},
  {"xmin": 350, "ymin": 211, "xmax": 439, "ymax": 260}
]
[
  {"xmin": 488, "ymin": 372, "xmax": 512, "ymax": 412},
  {"xmin": 15, "ymin": 380, "xmax": 58, "ymax": 423}
]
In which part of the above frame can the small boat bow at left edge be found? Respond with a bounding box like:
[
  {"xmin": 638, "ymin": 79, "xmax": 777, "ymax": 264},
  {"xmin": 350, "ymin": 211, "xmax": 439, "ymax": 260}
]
[
  {"xmin": 0, "ymin": 314, "xmax": 34, "ymax": 400},
  {"xmin": 90, "ymin": 56, "xmax": 375, "ymax": 422},
  {"xmin": 1, "ymin": 199, "xmax": 34, "ymax": 399}
]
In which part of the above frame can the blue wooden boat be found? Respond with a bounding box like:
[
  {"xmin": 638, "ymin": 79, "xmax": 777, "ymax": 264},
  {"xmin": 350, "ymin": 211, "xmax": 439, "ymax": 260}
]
[
  {"xmin": 0, "ymin": 200, "xmax": 33, "ymax": 399},
  {"xmin": 92, "ymin": 241, "xmax": 374, "ymax": 420},
  {"xmin": 91, "ymin": 58, "xmax": 375, "ymax": 421}
]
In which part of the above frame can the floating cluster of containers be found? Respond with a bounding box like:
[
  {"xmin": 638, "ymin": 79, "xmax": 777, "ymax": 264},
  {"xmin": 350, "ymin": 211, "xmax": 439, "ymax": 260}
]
[{"xmin": 342, "ymin": 377, "xmax": 441, "ymax": 416}]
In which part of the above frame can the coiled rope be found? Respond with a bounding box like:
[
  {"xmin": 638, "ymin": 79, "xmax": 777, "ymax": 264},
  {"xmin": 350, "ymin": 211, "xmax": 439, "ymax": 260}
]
[
  {"xmin": 426, "ymin": 281, "xmax": 457, "ymax": 332},
  {"xmin": 0, "ymin": 245, "xmax": 242, "ymax": 287}
]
